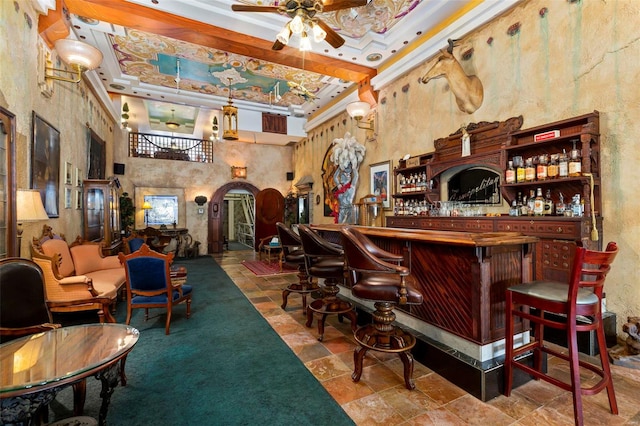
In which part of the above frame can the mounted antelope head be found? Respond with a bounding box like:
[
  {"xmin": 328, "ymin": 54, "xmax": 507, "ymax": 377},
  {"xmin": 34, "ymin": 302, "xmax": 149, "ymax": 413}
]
[{"xmin": 420, "ymin": 48, "xmax": 484, "ymax": 114}]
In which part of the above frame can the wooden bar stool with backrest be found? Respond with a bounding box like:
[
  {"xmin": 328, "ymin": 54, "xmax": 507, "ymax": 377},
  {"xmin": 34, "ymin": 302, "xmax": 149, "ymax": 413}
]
[
  {"xmin": 298, "ymin": 224, "xmax": 357, "ymax": 341},
  {"xmin": 340, "ymin": 227, "xmax": 424, "ymax": 390},
  {"xmin": 504, "ymin": 242, "xmax": 619, "ymax": 426},
  {"xmin": 276, "ymin": 222, "xmax": 319, "ymax": 313}
]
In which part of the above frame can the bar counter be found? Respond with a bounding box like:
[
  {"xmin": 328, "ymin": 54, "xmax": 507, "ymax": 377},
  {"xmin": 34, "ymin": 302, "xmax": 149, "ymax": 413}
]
[{"xmin": 312, "ymin": 224, "xmax": 538, "ymax": 400}]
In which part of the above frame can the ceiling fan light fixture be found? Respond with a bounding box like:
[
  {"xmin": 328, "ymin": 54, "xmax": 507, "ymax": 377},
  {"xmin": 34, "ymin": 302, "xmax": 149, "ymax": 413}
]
[
  {"xmin": 290, "ymin": 13, "xmax": 305, "ymax": 35},
  {"xmin": 276, "ymin": 25, "xmax": 291, "ymax": 45},
  {"xmin": 299, "ymin": 32, "xmax": 312, "ymax": 51},
  {"xmin": 312, "ymin": 22, "xmax": 327, "ymax": 43}
]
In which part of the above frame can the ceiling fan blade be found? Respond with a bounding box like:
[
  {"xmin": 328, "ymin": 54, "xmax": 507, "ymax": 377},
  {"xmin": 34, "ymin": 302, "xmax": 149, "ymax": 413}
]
[
  {"xmin": 322, "ymin": 0, "xmax": 367, "ymax": 12},
  {"xmin": 231, "ymin": 5, "xmax": 281, "ymax": 13},
  {"xmin": 316, "ymin": 19, "xmax": 345, "ymax": 48},
  {"xmin": 272, "ymin": 40, "xmax": 285, "ymax": 51}
]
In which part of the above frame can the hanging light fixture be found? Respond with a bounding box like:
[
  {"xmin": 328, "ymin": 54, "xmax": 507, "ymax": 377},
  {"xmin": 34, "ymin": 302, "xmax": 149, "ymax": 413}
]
[
  {"xmin": 299, "ymin": 32, "xmax": 312, "ymax": 52},
  {"xmin": 166, "ymin": 109, "xmax": 180, "ymax": 130},
  {"xmin": 222, "ymin": 78, "xmax": 239, "ymax": 140}
]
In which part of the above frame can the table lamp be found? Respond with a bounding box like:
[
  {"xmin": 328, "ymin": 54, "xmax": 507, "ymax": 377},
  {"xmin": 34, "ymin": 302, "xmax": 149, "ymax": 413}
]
[{"xmin": 16, "ymin": 189, "xmax": 49, "ymax": 257}]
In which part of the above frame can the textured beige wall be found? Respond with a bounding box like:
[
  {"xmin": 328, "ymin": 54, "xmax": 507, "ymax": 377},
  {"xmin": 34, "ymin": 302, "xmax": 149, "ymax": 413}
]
[
  {"xmin": 1, "ymin": 0, "xmax": 116, "ymax": 255},
  {"xmin": 1, "ymin": 0, "xmax": 295, "ymax": 256},
  {"xmin": 297, "ymin": 0, "xmax": 640, "ymax": 329}
]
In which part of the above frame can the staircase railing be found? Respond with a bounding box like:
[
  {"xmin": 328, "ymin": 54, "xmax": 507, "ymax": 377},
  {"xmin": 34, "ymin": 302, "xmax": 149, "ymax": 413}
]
[{"xmin": 128, "ymin": 132, "xmax": 214, "ymax": 163}]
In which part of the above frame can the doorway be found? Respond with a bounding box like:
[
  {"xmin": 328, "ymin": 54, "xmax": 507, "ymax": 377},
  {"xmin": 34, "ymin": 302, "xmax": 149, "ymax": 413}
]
[
  {"xmin": 223, "ymin": 190, "xmax": 255, "ymax": 250},
  {"xmin": 208, "ymin": 181, "xmax": 259, "ymax": 253}
]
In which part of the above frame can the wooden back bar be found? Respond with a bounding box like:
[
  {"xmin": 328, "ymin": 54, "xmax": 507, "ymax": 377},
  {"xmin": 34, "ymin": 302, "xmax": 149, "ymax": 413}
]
[{"xmin": 313, "ymin": 224, "xmax": 537, "ymax": 345}]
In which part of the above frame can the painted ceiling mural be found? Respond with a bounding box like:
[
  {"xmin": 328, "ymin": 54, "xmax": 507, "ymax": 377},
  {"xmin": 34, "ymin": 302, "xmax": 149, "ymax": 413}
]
[
  {"xmin": 111, "ymin": 29, "xmax": 326, "ymax": 107},
  {"xmin": 237, "ymin": 0, "xmax": 423, "ymax": 39}
]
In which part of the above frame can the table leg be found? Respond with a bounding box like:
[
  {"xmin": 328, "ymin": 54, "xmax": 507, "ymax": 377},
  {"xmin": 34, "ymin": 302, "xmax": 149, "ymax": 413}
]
[{"xmin": 95, "ymin": 362, "xmax": 121, "ymax": 426}]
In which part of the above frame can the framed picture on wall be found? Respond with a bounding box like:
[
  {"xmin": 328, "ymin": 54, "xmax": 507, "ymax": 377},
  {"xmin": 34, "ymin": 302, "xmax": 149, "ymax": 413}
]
[
  {"xmin": 64, "ymin": 162, "xmax": 73, "ymax": 185},
  {"xmin": 370, "ymin": 161, "xmax": 391, "ymax": 209},
  {"xmin": 75, "ymin": 167, "xmax": 83, "ymax": 187},
  {"xmin": 64, "ymin": 187, "xmax": 72, "ymax": 209},
  {"xmin": 75, "ymin": 189, "xmax": 83, "ymax": 210},
  {"xmin": 31, "ymin": 111, "xmax": 60, "ymax": 218},
  {"xmin": 87, "ymin": 128, "xmax": 106, "ymax": 179}
]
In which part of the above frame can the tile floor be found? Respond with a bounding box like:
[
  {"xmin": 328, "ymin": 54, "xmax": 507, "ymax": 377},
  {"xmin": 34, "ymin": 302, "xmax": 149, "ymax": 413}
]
[{"xmin": 214, "ymin": 249, "xmax": 640, "ymax": 426}]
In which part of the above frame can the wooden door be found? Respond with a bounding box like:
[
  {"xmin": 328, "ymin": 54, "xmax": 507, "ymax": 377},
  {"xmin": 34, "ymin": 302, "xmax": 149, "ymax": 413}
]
[{"xmin": 254, "ymin": 188, "xmax": 284, "ymax": 251}]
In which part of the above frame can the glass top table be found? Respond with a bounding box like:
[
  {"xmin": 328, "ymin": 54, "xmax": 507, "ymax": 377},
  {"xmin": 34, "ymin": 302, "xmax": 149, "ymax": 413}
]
[{"xmin": 1, "ymin": 323, "xmax": 139, "ymax": 425}]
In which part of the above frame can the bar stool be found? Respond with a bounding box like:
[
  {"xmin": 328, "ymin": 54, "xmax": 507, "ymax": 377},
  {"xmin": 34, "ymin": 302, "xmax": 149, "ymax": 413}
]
[
  {"xmin": 504, "ymin": 242, "xmax": 619, "ymax": 426},
  {"xmin": 298, "ymin": 225, "xmax": 357, "ymax": 341},
  {"xmin": 276, "ymin": 222, "xmax": 319, "ymax": 313},
  {"xmin": 341, "ymin": 227, "xmax": 424, "ymax": 390}
]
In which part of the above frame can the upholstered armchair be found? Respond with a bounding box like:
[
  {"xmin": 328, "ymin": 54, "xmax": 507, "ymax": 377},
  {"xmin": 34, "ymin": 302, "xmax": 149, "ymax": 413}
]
[
  {"xmin": 0, "ymin": 258, "xmax": 60, "ymax": 343},
  {"xmin": 30, "ymin": 225, "xmax": 124, "ymax": 322},
  {"xmin": 119, "ymin": 244, "xmax": 193, "ymax": 335},
  {"xmin": 122, "ymin": 232, "xmax": 147, "ymax": 254}
]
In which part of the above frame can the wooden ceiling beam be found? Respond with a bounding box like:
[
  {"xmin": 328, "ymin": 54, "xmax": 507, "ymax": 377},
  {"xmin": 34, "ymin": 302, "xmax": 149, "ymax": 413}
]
[{"xmin": 64, "ymin": 0, "xmax": 376, "ymax": 83}]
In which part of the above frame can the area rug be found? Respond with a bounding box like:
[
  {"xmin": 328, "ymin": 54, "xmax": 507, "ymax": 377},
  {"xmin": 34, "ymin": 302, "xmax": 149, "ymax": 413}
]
[
  {"xmin": 241, "ymin": 259, "xmax": 298, "ymax": 276},
  {"xmin": 48, "ymin": 256, "xmax": 353, "ymax": 426}
]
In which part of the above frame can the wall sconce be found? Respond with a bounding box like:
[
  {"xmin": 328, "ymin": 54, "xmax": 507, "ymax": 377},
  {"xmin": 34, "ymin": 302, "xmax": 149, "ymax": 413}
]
[
  {"xmin": 16, "ymin": 189, "xmax": 49, "ymax": 257},
  {"xmin": 142, "ymin": 201, "xmax": 153, "ymax": 227},
  {"xmin": 44, "ymin": 39, "xmax": 103, "ymax": 83},
  {"xmin": 346, "ymin": 101, "xmax": 375, "ymax": 131},
  {"xmin": 231, "ymin": 166, "xmax": 247, "ymax": 179},
  {"xmin": 194, "ymin": 195, "xmax": 208, "ymax": 214}
]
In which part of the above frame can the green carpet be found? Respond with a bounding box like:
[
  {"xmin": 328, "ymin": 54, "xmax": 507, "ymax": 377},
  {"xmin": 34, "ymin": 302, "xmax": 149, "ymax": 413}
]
[{"xmin": 49, "ymin": 256, "xmax": 354, "ymax": 425}]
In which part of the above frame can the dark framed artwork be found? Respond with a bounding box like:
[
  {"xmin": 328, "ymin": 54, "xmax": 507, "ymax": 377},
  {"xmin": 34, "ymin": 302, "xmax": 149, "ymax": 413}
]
[
  {"xmin": 31, "ymin": 111, "xmax": 60, "ymax": 218},
  {"xmin": 87, "ymin": 128, "xmax": 106, "ymax": 179},
  {"xmin": 370, "ymin": 160, "xmax": 391, "ymax": 209}
]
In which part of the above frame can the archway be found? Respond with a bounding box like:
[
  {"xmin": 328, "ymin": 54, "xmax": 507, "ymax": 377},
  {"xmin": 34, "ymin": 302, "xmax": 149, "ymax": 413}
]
[{"xmin": 207, "ymin": 181, "xmax": 260, "ymax": 253}]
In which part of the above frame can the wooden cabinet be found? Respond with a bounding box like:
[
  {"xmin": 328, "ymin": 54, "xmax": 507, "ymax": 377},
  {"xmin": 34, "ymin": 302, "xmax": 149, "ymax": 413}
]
[
  {"xmin": 0, "ymin": 107, "xmax": 16, "ymax": 258},
  {"xmin": 392, "ymin": 152, "xmax": 439, "ymax": 215},
  {"xmin": 386, "ymin": 111, "xmax": 602, "ymax": 283},
  {"xmin": 83, "ymin": 179, "xmax": 122, "ymax": 255}
]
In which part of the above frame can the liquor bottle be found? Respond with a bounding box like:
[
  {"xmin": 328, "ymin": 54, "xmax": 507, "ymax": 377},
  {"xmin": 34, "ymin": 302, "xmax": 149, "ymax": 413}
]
[
  {"xmin": 569, "ymin": 140, "xmax": 582, "ymax": 177},
  {"xmin": 527, "ymin": 189, "xmax": 535, "ymax": 215},
  {"xmin": 556, "ymin": 192, "xmax": 566, "ymax": 216},
  {"xmin": 525, "ymin": 158, "xmax": 536, "ymax": 182},
  {"xmin": 514, "ymin": 156, "xmax": 526, "ymax": 183},
  {"xmin": 547, "ymin": 154, "xmax": 559, "ymax": 179},
  {"xmin": 505, "ymin": 160, "xmax": 516, "ymax": 184},
  {"xmin": 537, "ymin": 154, "xmax": 548, "ymax": 180},
  {"xmin": 509, "ymin": 199, "xmax": 519, "ymax": 216},
  {"xmin": 558, "ymin": 149, "xmax": 569, "ymax": 178},
  {"xmin": 544, "ymin": 189, "xmax": 554, "ymax": 215},
  {"xmin": 533, "ymin": 188, "xmax": 544, "ymax": 216},
  {"xmin": 520, "ymin": 192, "xmax": 529, "ymax": 216}
]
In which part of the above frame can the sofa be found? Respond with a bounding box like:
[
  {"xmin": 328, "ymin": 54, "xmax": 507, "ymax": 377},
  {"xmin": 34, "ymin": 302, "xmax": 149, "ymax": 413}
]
[{"xmin": 30, "ymin": 225, "xmax": 125, "ymax": 321}]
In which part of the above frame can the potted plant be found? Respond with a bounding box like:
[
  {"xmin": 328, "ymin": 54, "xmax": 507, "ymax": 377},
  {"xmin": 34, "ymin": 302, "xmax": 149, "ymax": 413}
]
[{"xmin": 120, "ymin": 192, "xmax": 135, "ymax": 235}]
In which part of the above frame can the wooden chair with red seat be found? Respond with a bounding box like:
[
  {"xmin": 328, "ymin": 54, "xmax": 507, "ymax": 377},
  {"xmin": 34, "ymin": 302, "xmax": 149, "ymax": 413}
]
[
  {"xmin": 340, "ymin": 227, "xmax": 424, "ymax": 390},
  {"xmin": 298, "ymin": 224, "xmax": 357, "ymax": 342},
  {"xmin": 276, "ymin": 222, "xmax": 319, "ymax": 313},
  {"xmin": 504, "ymin": 242, "xmax": 619, "ymax": 426},
  {"xmin": 118, "ymin": 244, "xmax": 192, "ymax": 335}
]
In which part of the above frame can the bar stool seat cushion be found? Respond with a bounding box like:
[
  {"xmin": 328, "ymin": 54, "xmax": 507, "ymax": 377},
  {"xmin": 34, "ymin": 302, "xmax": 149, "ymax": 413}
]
[
  {"xmin": 284, "ymin": 248, "xmax": 305, "ymax": 264},
  {"xmin": 308, "ymin": 257, "xmax": 344, "ymax": 278},
  {"xmin": 353, "ymin": 274, "xmax": 423, "ymax": 304},
  {"xmin": 510, "ymin": 280, "xmax": 598, "ymax": 305}
]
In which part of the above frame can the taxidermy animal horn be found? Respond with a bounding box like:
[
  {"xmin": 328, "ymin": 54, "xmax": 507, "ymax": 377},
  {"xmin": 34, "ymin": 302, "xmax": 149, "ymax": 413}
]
[{"xmin": 420, "ymin": 47, "xmax": 484, "ymax": 114}]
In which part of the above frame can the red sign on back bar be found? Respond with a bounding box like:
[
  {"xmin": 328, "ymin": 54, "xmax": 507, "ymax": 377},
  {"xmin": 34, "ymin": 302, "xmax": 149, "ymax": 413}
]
[{"xmin": 534, "ymin": 130, "xmax": 560, "ymax": 141}]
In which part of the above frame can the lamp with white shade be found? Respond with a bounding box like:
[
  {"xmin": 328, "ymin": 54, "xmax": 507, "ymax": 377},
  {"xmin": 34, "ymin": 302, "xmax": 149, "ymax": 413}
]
[
  {"xmin": 44, "ymin": 39, "xmax": 103, "ymax": 84},
  {"xmin": 346, "ymin": 101, "xmax": 375, "ymax": 131},
  {"xmin": 16, "ymin": 189, "xmax": 49, "ymax": 257}
]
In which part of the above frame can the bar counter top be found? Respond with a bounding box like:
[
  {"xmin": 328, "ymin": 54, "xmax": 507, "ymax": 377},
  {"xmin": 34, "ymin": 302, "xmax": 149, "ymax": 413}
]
[{"xmin": 311, "ymin": 223, "xmax": 538, "ymax": 247}]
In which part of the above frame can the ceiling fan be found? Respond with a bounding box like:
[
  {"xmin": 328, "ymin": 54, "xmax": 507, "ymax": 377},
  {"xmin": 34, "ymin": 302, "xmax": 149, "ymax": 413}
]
[{"xmin": 231, "ymin": 0, "xmax": 367, "ymax": 51}]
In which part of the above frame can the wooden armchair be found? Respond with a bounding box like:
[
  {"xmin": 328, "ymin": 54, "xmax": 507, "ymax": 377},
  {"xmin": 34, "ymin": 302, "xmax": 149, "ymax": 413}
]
[
  {"xmin": 30, "ymin": 225, "xmax": 122, "ymax": 323},
  {"xmin": 122, "ymin": 231, "xmax": 147, "ymax": 254}
]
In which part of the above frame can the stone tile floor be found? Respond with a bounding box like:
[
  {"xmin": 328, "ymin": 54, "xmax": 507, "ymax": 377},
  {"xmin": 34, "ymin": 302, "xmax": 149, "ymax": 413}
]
[{"xmin": 214, "ymin": 249, "xmax": 640, "ymax": 426}]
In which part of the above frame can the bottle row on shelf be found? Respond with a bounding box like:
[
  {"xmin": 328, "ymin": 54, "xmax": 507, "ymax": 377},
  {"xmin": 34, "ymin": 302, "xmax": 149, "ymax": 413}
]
[
  {"xmin": 397, "ymin": 171, "xmax": 434, "ymax": 193},
  {"xmin": 505, "ymin": 140, "xmax": 582, "ymax": 184},
  {"xmin": 509, "ymin": 189, "xmax": 584, "ymax": 217}
]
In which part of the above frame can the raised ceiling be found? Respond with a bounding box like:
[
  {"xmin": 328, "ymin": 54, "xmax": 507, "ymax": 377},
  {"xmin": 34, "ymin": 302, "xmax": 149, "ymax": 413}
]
[{"xmin": 60, "ymin": 0, "xmax": 519, "ymax": 144}]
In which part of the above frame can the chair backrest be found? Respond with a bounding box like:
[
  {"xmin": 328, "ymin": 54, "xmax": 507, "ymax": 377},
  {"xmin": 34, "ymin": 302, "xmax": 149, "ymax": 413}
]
[
  {"xmin": 276, "ymin": 222, "xmax": 301, "ymax": 250},
  {"xmin": 123, "ymin": 233, "xmax": 146, "ymax": 254},
  {"xmin": 342, "ymin": 227, "xmax": 403, "ymax": 264},
  {"xmin": 569, "ymin": 242, "xmax": 618, "ymax": 303},
  {"xmin": 341, "ymin": 227, "xmax": 409, "ymax": 276},
  {"xmin": 119, "ymin": 244, "xmax": 174, "ymax": 295},
  {"xmin": 0, "ymin": 258, "xmax": 52, "ymax": 330},
  {"xmin": 298, "ymin": 225, "xmax": 343, "ymax": 258}
]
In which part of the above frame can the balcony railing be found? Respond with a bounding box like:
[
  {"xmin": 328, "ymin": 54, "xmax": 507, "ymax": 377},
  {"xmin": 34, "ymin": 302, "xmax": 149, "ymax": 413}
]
[{"xmin": 128, "ymin": 132, "xmax": 214, "ymax": 163}]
